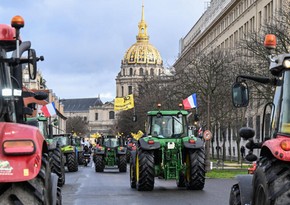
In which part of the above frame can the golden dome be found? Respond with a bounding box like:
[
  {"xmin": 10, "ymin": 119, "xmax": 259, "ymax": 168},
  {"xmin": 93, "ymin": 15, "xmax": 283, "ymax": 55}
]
[{"xmin": 123, "ymin": 5, "xmax": 163, "ymax": 65}]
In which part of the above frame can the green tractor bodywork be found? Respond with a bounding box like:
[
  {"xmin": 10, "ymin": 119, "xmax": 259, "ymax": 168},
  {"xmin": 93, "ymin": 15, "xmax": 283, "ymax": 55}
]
[
  {"xmin": 93, "ymin": 135, "xmax": 127, "ymax": 172},
  {"xmin": 26, "ymin": 116, "xmax": 66, "ymax": 187},
  {"xmin": 53, "ymin": 133, "xmax": 79, "ymax": 172},
  {"xmin": 130, "ymin": 110, "xmax": 205, "ymax": 191}
]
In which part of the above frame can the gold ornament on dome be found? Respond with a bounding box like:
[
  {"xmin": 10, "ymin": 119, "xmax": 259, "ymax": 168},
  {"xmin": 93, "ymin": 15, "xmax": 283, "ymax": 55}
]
[{"xmin": 123, "ymin": 4, "xmax": 163, "ymax": 66}]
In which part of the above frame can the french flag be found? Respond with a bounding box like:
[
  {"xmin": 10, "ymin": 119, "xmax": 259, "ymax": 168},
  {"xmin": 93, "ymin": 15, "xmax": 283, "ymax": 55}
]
[
  {"xmin": 41, "ymin": 102, "xmax": 56, "ymax": 117},
  {"xmin": 183, "ymin": 93, "xmax": 197, "ymax": 110}
]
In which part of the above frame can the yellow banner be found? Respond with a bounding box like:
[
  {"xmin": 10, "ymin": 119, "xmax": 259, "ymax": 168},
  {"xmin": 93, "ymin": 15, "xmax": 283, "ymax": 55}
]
[
  {"xmin": 131, "ymin": 130, "xmax": 144, "ymax": 140},
  {"xmin": 114, "ymin": 94, "xmax": 134, "ymax": 111}
]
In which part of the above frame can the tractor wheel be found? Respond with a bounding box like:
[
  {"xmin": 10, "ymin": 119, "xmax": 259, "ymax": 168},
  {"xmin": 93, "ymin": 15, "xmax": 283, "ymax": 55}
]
[
  {"xmin": 50, "ymin": 145, "xmax": 66, "ymax": 187},
  {"xmin": 130, "ymin": 154, "xmax": 136, "ymax": 188},
  {"xmin": 229, "ymin": 184, "xmax": 241, "ymax": 205},
  {"xmin": 185, "ymin": 148, "xmax": 205, "ymax": 190},
  {"xmin": 56, "ymin": 186, "xmax": 62, "ymax": 205},
  {"xmin": 118, "ymin": 155, "xmax": 127, "ymax": 172},
  {"xmin": 136, "ymin": 150, "xmax": 155, "ymax": 191},
  {"xmin": 0, "ymin": 154, "xmax": 52, "ymax": 204},
  {"xmin": 78, "ymin": 151, "xmax": 84, "ymax": 165},
  {"xmin": 177, "ymin": 172, "xmax": 186, "ymax": 187},
  {"xmin": 95, "ymin": 155, "xmax": 105, "ymax": 172},
  {"xmin": 252, "ymin": 157, "xmax": 290, "ymax": 205},
  {"xmin": 67, "ymin": 153, "xmax": 78, "ymax": 172}
]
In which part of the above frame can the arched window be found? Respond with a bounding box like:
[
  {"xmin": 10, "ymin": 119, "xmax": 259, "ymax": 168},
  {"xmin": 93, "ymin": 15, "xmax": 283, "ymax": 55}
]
[
  {"xmin": 140, "ymin": 68, "xmax": 144, "ymax": 76},
  {"xmin": 109, "ymin": 111, "xmax": 115, "ymax": 119},
  {"xmin": 128, "ymin": 86, "xmax": 133, "ymax": 95},
  {"xmin": 123, "ymin": 69, "xmax": 126, "ymax": 76},
  {"xmin": 130, "ymin": 68, "xmax": 133, "ymax": 76},
  {"xmin": 150, "ymin": 68, "xmax": 154, "ymax": 76}
]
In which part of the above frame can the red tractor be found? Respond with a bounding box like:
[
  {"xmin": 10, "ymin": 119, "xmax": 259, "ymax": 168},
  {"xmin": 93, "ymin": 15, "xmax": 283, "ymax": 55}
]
[
  {"xmin": 0, "ymin": 16, "xmax": 61, "ymax": 204},
  {"xmin": 229, "ymin": 34, "xmax": 290, "ymax": 205}
]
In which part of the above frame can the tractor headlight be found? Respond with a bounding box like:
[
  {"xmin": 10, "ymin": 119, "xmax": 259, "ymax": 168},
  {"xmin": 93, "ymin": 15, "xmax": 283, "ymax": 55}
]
[
  {"xmin": 2, "ymin": 88, "xmax": 22, "ymax": 97},
  {"xmin": 283, "ymin": 59, "xmax": 290, "ymax": 68}
]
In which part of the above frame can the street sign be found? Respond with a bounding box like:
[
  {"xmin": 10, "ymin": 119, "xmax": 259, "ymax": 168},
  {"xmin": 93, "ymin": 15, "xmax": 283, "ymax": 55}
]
[{"xmin": 203, "ymin": 130, "xmax": 212, "ymax": 141}]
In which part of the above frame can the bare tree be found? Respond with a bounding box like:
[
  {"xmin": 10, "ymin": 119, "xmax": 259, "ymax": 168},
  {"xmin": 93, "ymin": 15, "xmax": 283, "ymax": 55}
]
[
  {"xmin": 173, "ymin": 48, "xmax": 238, "ymax": 167},
  {"xmin": 66, "ymin": 116, "xmax": 89, "ymax": 137}
]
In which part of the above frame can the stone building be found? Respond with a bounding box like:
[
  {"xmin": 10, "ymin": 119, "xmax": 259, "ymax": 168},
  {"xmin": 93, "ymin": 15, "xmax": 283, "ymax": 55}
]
[
  {"xmin": 63, "ymin": 4, "xmax": 168, "ymax": 136},
  {"xmin": 22, "ymin": 66, "xmax": 67, "ymax": 134},
  {"xmin": 174, "ymin": 0, "xmax": 284, "ymax": 160},
  {"xmin": 60, "ymin": 98, "xmax": 115, "ymax": 135},
  {"xmin": 116, "ymin": 4, "xmax": 167, "ymax": 98}
]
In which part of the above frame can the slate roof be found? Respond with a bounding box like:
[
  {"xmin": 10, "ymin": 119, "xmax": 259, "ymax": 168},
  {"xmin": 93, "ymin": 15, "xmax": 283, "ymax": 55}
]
[{"xmin": 61, "ymin": 98, "xmax": 103, "ymax": 112}]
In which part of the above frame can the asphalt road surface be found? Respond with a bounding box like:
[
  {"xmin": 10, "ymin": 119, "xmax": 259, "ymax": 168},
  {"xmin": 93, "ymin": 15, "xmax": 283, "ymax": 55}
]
[{"xmin": 62, "ymin": 162, "xmax": 236, "ymax": 205}]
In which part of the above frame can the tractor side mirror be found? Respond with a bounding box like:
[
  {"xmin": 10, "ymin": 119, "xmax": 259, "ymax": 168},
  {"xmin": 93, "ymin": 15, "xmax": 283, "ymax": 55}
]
[
  {"xmin": 232, "ymin": 82, "xmax": 249, "ymax": 107},
  {"xmin": 239, "ymin": 127, "xmax": 255, "ymax": 140},
  {"xmin": 34, "ymin": 91, "xmax": 48, "ymax": 100}
]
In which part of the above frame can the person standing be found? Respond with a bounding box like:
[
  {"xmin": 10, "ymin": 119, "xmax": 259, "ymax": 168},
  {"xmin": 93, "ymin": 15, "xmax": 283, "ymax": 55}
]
[{"xmin": 240, "ymin": 145, "xmax": 245, "ymax": 159}]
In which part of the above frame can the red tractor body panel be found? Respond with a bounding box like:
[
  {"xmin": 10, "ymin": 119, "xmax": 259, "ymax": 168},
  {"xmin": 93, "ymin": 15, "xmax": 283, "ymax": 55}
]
[
  {"xmin": 0, "ymin": 24, "xmax": 15, "ymax": 41},
  {"xmin": 0, "ymin": 122, "xmax": 44, "ymax": 182},
  {"xmin": 262, "ymin": 135, "xmax": 290, "ymax": 161}
]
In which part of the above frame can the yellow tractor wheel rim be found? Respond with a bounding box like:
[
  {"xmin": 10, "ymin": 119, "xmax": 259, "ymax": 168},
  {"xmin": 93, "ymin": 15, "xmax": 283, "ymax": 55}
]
[{"xmin": 136, "ymin": 154, "xmax": 139, "ymax": 182}]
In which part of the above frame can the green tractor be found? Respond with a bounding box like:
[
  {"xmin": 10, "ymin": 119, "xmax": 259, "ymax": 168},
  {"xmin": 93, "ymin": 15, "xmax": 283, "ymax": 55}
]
[
  {"xmin": 53, "ymin": 133, "xmax": 79, "ymax": 172},
  {"xmin": 26, "ymin": 115, "xmax": 66, "ymax": 187},
  {"xmin": 130, "ymin": 108, "xmax": 206, "ymax": 191},
  {"xmin": 93, "ymin": 135, "xmax": 127, "ymax": 172}
]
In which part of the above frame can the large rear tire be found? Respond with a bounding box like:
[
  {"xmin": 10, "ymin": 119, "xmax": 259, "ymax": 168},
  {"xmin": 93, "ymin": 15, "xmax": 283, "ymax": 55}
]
[
  {"xmin": 177, "ymin": 172, "xmax": 186, "ymax": 187},
  {"xmin": 186, "ymin": 148, "xmax": 205, "ymax": 190},
  {"xmin": 118, "ymin": 155, "xmax": 127, "ymax": 172},
  {"xmin": 0, "ymin": 154, "xmax": 52, "ymax": 204},
  {"xmin": 136, "ymin": 150, "xmax": 155, "ymax": 191},
  {"xmin": 95, "ymin": 155, "xmax": 105, "ymax": 172},
  {"xmin": 67, "ymin": 152, "xmax": 78, "ymax": 172},
  {"xmin": 252, "ymin": 157, "xmax": 290, "ymax": 205},
  {"xmin": 130, "ymin": 154, "xmax": 136, "ymax": 188},
  {"xmin": 78, "ymin": 151, "xmax": 84, "ymax": 165},
  {"xmin": 50, "ymin": 145, "xmax": 66, "ymax": 187},
  {"xmin": 229, "ymin": 184, "xmax": 241, "ymax": 205}
]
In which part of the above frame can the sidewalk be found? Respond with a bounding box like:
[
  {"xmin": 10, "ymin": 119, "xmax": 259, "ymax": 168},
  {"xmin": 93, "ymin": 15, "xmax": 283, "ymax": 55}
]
[{"xmin": 211, "ymin": 160, "xmax": 252, "ymax": 170}]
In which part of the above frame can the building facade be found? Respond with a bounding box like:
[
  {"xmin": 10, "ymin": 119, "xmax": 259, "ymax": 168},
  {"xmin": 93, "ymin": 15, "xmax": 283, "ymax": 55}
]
[
  {"xmin": 62, "ymin": 4, "xmax": 167, "ymax": 136},
  {"xmin": 23, "ymin": 66, "xmax": 67, "ymax": 134},
  {"xmin": 116, "ymin": 4, "xmax": 166, "ymax": 98},
  {"xmin": 60, "ymin": 98, "xmax": 115, "ymax": 135},
  {"xmin": 174, "ymin": 0, "xmax": 284, "ymax": 160}
]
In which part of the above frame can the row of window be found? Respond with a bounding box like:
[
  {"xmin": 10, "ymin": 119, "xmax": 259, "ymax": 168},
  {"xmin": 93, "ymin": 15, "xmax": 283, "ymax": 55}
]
[
  {"xmin": 196, "ymin": 0, "xmax": 276, "ymax": 52},
  {"xmin": 94, "ymin": 111, "xmax": 115, "ymax": 121},
  {"xmin": 122, "ymin": 67, "xmax": 162, "ymax": 76}
]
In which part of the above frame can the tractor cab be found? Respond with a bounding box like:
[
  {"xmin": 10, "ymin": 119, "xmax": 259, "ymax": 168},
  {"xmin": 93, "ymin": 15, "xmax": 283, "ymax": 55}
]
[
  {"xmin": 103, "ymin": 136, "xmax": 120, "ymax": 148},
  {"xmin": 53, "ymin": 134, "xmax": 75, "ymax": 147},
  {"xmin": 232, "ymin": 34, "xmax": 290, "ymax": 142},
  {"xmin": 229, "ymin": 34, "xmax": 290, "ymax": 205},
  {"xmin": 147, "ymin": 110, "xmax": 188, "ymax": 138}
]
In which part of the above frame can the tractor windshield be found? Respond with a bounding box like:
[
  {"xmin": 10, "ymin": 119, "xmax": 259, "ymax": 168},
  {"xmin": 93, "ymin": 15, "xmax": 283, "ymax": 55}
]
[
  {"xmin": 38, "ymin": 121, "xmax": 48, "ymax": 137},
  {"xmin": 54, "ymin": 136, "xmax": 69, "ymax": 147},
  {"xmin": 104, "ymin": 138, "xmax": 119, "ymax": 148},
  {"xmin": 279, "ymin": 71, "xmax": 290, "ymax": 135},
  {"xmin": 151, "ymin": 115, "xmax": 184, "ymax": 138}
]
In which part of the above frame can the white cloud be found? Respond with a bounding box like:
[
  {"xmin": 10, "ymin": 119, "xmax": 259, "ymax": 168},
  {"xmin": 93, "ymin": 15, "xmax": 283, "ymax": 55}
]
[{"xmin": 1, "ymin": 1, "xmax": 205, "ymax": 101}]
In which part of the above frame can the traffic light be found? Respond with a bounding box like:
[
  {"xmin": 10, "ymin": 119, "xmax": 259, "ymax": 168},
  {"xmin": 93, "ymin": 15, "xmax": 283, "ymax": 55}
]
[{"xmin": 193, "ymin": 114, "xmax": 199, "ymax": 125}]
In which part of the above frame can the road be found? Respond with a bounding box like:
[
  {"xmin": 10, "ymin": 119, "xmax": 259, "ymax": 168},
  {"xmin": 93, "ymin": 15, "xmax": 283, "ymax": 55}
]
[{"xmin": 62, "ymin": 162, "xmax": 236, "ymax": 205}]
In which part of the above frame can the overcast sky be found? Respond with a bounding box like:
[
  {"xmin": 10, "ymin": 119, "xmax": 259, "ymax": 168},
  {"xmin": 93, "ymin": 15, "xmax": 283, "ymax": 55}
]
[{"xmin": 1, "ymin": 0, "xmax": 206, "ymax": 102}]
